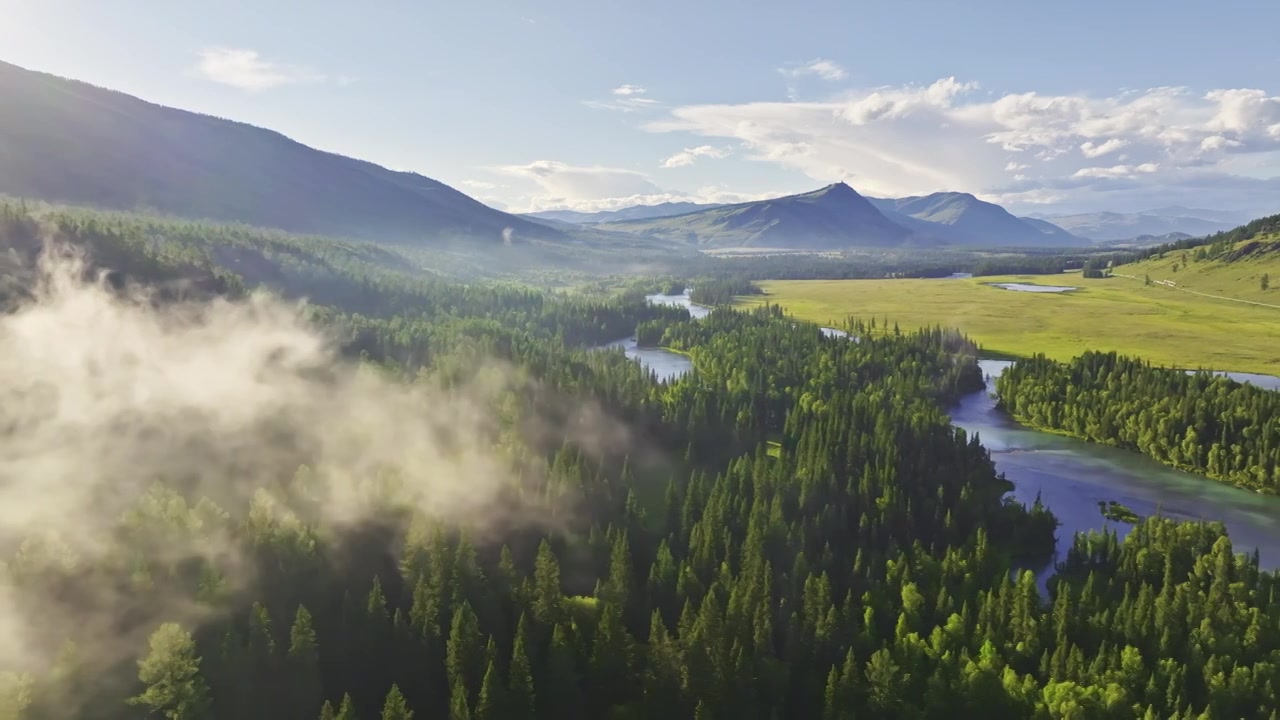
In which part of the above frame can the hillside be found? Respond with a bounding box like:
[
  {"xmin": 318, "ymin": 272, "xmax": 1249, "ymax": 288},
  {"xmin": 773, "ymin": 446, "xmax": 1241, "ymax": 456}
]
[
  {"xmin": 601, "ymin": 182, "xmax": 916, "ymax": 249},
  {"xmin": 526, "ymin": 201, "xmax": 721, "ymax": 224},
  {"xmin": 1038, "ymin": 210, "xmax": 1237, "ymax": 242},
  {"xmin": 867, "ymin": 192, "xmax": 1086, "ymax": 247},
  {"xmin": 1117, "ymin": 216, "xmax": 1280, "ymax": 306},
  {"xmin": 0, "ymin": 60, "xmax": 564, "ymax": 247}
]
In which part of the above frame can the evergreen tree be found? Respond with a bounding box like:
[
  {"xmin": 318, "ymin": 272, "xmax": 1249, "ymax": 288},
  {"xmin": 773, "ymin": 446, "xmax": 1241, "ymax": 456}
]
[
  {"xmin": 380, "ymin": 685, "xmax": 412, "ymax": 720},
  {"xmin": 128, "ymin": 623, "xmax": 212, "ymax": 720}
]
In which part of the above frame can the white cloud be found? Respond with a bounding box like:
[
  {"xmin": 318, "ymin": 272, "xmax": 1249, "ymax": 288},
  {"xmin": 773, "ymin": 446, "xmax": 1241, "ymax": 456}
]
[
  {"xmin": 459, "ymin": 180, "xmax": 497, "ymax": 190},
  {"xmin": 496, "ymin": 160, "xmax": 663, "ymax": 206},
  {"xmin": 490, "ymin": 160, "xmax": 789, "ymax": 213},
  {"xmin": 780, "ymin": 59, "xmax": 848, "ymax": 82},
  {"xmin": 195, "ymin": 47, "xmax": 325, "ymax": 91},
  {"xmin": 647, "ymin": 77, "xmax": 1280, "ymax": 214},
  {"xmin": 661, "ymin": 145, "xmax": 732, "ymax": 168},
  {"xmin": 583, "ymin": 84, "xmax": 662, "ymax": 112},
  {"xmin": 1080, "ymin": 138, "xmax": 1128, "ymax": 158},
  {"xmin": 1072, "ymin": 163, "xmax": 1159, "ymax": 179}
]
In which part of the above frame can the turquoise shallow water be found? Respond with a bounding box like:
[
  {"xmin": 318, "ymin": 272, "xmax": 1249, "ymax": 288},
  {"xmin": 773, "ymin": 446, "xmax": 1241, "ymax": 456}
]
[{"xmin": 956, "ymin": 360, "xmax": 1280, "ymax": 570}]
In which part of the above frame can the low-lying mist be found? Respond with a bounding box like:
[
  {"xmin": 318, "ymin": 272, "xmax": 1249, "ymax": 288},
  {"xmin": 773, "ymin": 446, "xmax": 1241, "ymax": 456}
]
[{"xmin": 0, "ymin": 246, "xmax": 628, "ymax": 699}]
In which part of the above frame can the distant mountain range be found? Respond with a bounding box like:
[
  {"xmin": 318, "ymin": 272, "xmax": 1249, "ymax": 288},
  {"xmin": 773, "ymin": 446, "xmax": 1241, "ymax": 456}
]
[
  {"xmin": 558, "ymin": 187, "xmax": 1086, "ymax": 249},
  {"xmin": 867, "ymin": 193, "xmax": 1087, "ymax": 247},
  {"xmin": 0, "ymin": 60, "xmax": 1253, "ymax": 254},
  {"xmin": 597, "ymin": 183, "xmax": 918, "ymax": 249},
  {"xmin": 526, "ymin": 202, "xmax": 721, "ymax": 224},
  {"xmin": 0, "ymin": 60, "xmax": 563, "ymax": 247},
  {"xmin": 1030, "ymin": 210, "xmax": 1246, "ymax": 242}
]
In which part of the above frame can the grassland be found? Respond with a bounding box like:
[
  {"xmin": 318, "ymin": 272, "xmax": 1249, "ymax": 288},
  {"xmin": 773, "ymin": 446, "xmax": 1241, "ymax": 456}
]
[{"xmin": 735, "ymin": 249, "xmax": 1280, "ymax": 374}]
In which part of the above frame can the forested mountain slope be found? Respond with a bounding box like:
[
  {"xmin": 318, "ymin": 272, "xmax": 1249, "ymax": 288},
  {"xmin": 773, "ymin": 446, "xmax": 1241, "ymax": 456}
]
[{"xmin": 0, "ymin": 61, "xmax": 562, "ymax": 247}]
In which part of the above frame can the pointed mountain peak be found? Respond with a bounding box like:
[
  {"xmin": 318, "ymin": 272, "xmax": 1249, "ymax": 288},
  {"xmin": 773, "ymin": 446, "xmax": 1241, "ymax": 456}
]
[{"xmin": 809, "ymin": 181, "xmax": 864, "ymax": 202}]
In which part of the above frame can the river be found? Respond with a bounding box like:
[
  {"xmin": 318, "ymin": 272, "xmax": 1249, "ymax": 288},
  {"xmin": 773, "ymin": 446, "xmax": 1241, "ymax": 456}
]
[
  {"xmin": 604, "ymin": 293, "xmax": 1280, "ymax": 571},
  {"xmin": 954, "ymin": 360, "xmax": 1280, "ymax": 571}
]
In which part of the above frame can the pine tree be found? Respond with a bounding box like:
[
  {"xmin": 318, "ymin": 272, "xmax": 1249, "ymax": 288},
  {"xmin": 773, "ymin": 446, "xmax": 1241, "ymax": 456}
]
[
  {"xmin": 544, "ymin": 624, "xmax": 584, "ymax": 720},
  {"xmin": 474, "ymin": 660, "xmax": 502, "ymax": 720},
  {"xmin": 532, "ymin": 540, "xmax": 563, "ymax": 624},
  {"xmin": 128, "ymin": 623, "xmax": 212, "ymax": 720},
  {"xmin": 289, "ymin": 605, "xmax": 323, "ymax": 719},
  {"xmin": 381, "ymin": 684, "xmax": 413, "ymax": 720},
  {"xmin": 449, "ymin": 678, "xmax": 472, "ymax": 720},
  {"xmin": 508, "ymin": 615, "xmax": 535, "ymax": 717},
  {"xmin": 335, "ymin": 693, "xmax": 358, "ymax": 720}
]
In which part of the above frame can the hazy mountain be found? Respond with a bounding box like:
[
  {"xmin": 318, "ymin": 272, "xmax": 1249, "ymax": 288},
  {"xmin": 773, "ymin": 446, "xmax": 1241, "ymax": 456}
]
[
  {"xmin": 1033, "ymin": 210, "xmax": 1237, "ymax": 242},
  {"xmin": 526, "ymin": 201, "xmax": 722, "ymax": 224},
  {"xmin": 1141, "ymin": 206, "xmax": 1250, "ymax": 225},
  {"xmin": 1094, "ymin": 232, "xmax": 1194, "ymax": 248},
  {"xmin": 602, "ymin": 182, "xmax": 916, "ymax": 249},
  {"xmin": 867, "ymin": 192, "xmax": 1087, "ymax": 247},
  {"xmin": 0, "ymin": 60, "xmax": 562, "ymax": 246}
]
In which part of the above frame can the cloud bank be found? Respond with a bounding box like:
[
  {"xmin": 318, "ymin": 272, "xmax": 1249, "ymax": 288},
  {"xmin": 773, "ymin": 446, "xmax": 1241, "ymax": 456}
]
[
  {"xmin": 492, "ymin": 159, "xmax": 781, "ymax": 212},
  {"xmin": 647, "ymin": 77, "xmax": 1280, "ymax": 214}
]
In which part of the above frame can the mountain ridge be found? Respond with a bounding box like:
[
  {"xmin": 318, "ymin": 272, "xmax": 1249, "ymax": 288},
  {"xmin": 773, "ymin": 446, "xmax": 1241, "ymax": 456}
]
[
  {"xmin": 525, "ymin": 201, "xmax": 723, "ymax": 224},
  {"xmin": 599, "ymin": 182, "xmax": 920, "ymax": 249},
  {"xmin": 0, "ymin": 59, "xmax": 565, "ymax": 247},
  {"xmin": 1031, "ymin": 210, "xmax": 1240, "ymax": 241},
  {"xmin": 867, "ymin": 192, "xmax": 1087, "ymax": 247}
]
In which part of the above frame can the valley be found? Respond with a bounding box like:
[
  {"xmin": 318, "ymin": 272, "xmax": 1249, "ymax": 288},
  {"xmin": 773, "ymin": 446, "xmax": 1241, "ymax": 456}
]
[
  {"xmin": 614, "ymin": 295, "xmax": 1280, "ymax": 582},
  {"xmin": 4, "ymin": 36, "xmax": 1280, "ymax": 719},
  {"xmin": 735, "ymin": 269, "xmax": 1280, "ymax": 375}
]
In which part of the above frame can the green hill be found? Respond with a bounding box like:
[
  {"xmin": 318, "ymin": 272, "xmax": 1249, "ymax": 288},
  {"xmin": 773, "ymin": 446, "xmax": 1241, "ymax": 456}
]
[
  {"xmin": 0, "ymin": 60, "xmax": 562, "ymax": 247},
  {"xmin": 1116, "ymin": 214, "xmax": 1280, "ymax": 305}
]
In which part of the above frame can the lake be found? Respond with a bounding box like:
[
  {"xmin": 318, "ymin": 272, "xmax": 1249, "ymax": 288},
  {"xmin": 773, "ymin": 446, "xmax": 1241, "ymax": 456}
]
[{"xmin": 990, "ymin": 283, "xmax": 1077, "ymax": 293}]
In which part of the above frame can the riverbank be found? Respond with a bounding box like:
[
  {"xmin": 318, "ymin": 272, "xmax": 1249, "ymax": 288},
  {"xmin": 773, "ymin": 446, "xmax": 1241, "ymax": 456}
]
[
  {"xmin": 958, "ymin": 360, "xmax": 1280, "ymax": 571},
  {"xmin": 997, "ymin": 411, "xmax": 1277, "ymax": 497},
  {"xmin": 607, "ymin": 293, "xmax": 1280, "ymax": 572}
]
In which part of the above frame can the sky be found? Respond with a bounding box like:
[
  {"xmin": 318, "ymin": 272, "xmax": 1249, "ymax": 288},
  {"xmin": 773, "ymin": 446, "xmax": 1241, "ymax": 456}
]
[{"xmin": 4, "ymin": 0, "xmax": 1280, "ymax": 217}]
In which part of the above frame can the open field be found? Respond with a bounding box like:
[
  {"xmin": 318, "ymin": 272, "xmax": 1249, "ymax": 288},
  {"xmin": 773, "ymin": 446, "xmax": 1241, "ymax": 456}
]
[{"xmin": 735, "ymin": 272, "xmax": 1280, "ymax": 375}]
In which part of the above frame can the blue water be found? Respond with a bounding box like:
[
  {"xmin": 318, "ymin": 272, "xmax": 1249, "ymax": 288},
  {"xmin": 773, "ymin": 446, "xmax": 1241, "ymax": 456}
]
[{"xmin": 990, "ymin": 283, "xmax": 1077, "ymax": 293}]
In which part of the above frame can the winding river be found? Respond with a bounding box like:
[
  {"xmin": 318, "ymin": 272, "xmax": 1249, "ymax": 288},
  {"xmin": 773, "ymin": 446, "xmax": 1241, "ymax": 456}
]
[{"xmin": 605, "ymin": 291, "xmax": 1280, "ymax": 572}]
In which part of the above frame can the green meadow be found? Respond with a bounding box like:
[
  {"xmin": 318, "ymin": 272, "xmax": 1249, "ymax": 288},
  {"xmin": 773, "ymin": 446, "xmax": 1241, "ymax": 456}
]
[{"xmin": 736, "ymin": 270, "xmax": 1280, "ymax": 375}]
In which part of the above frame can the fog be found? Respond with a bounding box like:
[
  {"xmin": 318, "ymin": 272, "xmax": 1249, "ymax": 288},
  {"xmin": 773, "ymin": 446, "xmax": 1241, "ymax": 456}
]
[{"xmin": 0, "ymin": 246, "xmax": 623, "ymax": 697}]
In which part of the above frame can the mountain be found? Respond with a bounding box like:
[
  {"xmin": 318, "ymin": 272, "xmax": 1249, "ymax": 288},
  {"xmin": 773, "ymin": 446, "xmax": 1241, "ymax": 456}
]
[
  {"xmin": 600, "ymin": 182, "xmax": 915, "ymax": 249},
  {"xmin": 867, "ymin": 192, "xmax": 1087, "ymax": 247},
  {"xmin": 0, "ymin": 60, "xmax": 562, "ymax": 246},
  {"xmin": 1141, "ymin": 206, "xmax": 1250, "ymax": 225},
  {"xmin": 1094, "ymin": 232, "xmax": 1194, "ymax": 248},
  {"xmin": 526, "ymin": 201, "xmax": 722, "ymax": 224},
  {"xmin": 1034, "ymin": 211, "xmax": 1237, "ymax": 242}
]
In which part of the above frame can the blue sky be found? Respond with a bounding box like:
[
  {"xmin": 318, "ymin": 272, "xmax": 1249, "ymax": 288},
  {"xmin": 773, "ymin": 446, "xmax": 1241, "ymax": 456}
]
[{"xmin": 5, "ymin": 0, "xmax": 1280, "ymax": 216}]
